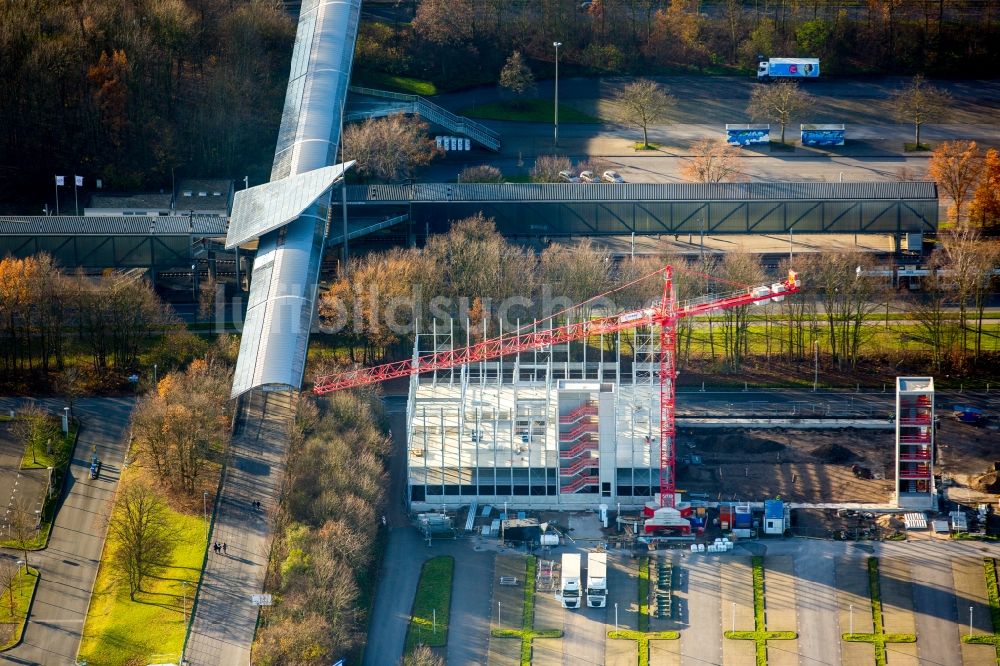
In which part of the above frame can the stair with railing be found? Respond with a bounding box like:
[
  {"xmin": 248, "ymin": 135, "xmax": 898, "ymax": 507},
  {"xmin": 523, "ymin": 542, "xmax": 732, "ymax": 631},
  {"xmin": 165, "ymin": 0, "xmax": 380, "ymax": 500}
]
[
  {"xmin": 559, "ymin": 440, "xmax": 598, "ymax": 459},
  {"xmin": 899, "ymin": 464, "xmax": 931, "ymax": 479},
  {"xmin": 560, "ymin": 403, "xmax": 598, "ymax": 424},
  {"xmin": 560, "ymin": 474, "xmax": 599, "ymax": 494},
  {"xmin": 346, "ymin": 86, "xmax": 501, "ymax": 151},
  {"xmin": 559, "ymin": 455, "xmax": 598, "ymax": 477},
  {"xmin": 560, "ymin": 422, "xmax": 598, "ymax": 443}
]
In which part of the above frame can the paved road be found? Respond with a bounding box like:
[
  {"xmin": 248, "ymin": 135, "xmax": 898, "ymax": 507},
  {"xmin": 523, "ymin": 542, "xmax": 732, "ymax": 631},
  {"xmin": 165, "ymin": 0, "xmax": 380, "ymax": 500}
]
[
  {"xmin": 185, "ymin": 390, "xmax": 294, "ymax": 666},
  {"xmin": 0, "ymin": 396, "xmax": 133, "ymax": 666}
]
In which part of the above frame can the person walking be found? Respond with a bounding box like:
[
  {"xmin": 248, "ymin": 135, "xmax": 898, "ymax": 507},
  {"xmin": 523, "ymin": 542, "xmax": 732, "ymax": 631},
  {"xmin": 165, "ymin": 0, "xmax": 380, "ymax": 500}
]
[
  {"xmin": 213, "ymin": 542, "xmax": 220, "ymax": 554},
  {"xmin": 222, "ymin": 542, "xmax": 228, "ymax": 555}
]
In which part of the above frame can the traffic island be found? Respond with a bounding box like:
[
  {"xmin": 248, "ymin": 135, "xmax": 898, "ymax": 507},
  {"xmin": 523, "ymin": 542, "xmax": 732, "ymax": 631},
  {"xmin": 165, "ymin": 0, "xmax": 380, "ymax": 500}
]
[
  {"xmin": 723, "ymin": 556, "xmax": 797, "ymax": 666},
  {"xmin": 490, "ymin": 556, "xmax": 563, "ymax": 666},
  {"xmin": 404, "ymin": 556, "xmax": 454, "ymax": 653},
  {"xmin": 960, "ymin": 558, "xmax": 1000, "ymax": 660},
  {"xmin": 841, "ymin": 558, "xmax": 916, "ymax": 666},
  {"xmin": 0, "ymin": 566, "xmax": 39, "ymax": 651},
  {"xmin": 607, "ymin": 557, "xmax": 679, "ymax": 666}
]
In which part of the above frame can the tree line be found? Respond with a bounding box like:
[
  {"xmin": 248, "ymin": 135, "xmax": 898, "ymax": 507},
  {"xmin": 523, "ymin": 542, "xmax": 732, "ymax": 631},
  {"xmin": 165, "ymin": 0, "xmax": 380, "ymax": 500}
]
[
  {"xmin": 0, "ymin": 255, "xmax": 176, "ymax": 379},
  {"xmin": 357, "ymin": 0, "xmax": 1000, "ymax": 91},
  {"xmin": 316, "ymin": 215, "xmax": 1000, "ymax": 378},
  {"xmin": 0, "ymin": 0, "xmax": 294, "ymax": 204},
  {"xmin": 254, "ymin": 390, "xmax": 389, "ymax": 665}
]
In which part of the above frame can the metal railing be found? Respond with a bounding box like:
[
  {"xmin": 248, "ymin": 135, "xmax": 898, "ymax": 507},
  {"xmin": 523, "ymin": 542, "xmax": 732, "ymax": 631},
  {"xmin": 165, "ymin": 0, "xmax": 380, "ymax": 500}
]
[{"xmin": 348, "ymin": 86, "xmax": 501, "ymax": 151}]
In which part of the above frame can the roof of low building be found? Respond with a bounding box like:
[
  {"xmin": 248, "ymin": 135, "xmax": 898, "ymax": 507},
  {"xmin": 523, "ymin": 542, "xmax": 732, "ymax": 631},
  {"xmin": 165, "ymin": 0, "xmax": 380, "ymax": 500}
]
[{"xmin": 88, "ymin": 193, "xmax": 173, "ymax": 210}]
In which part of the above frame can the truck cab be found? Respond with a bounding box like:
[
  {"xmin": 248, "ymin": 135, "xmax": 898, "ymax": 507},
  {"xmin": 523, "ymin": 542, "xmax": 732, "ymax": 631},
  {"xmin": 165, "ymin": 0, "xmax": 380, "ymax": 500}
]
[
  {"xmin": 586, "ymin": 552, "xmax": 607, "ymax": 608},
  {"xmin": 558, "ymin": 553, "xmax": 582, "ymax": 609}
]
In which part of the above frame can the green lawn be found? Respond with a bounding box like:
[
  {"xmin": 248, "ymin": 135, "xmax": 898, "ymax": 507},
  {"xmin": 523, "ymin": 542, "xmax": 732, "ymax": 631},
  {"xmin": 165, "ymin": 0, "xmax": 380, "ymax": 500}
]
[
  {"xmin": 634, "ymin": 142, "xmax": 664, "ymax": 151},
  {"xmin": 0, "ymin": 567, "xmax": 39, "ymax": 651},
  {"xmin": 21, "ymin": 424, "xmax": 75, "ymax": 470},
  {"xmin": 461, "ymin": 99, "xmax": 600, "ymax": 124},
  {"xmin": 78, "ymin": 506, "xmax": 207, "ymax": 666},
  {"xmin": 404, "ymin": 556, "xmax": 454, "ymax": 651},
  {"xmin": 354, "ymin": 70, "xmax": 437, "ymax": 96}
]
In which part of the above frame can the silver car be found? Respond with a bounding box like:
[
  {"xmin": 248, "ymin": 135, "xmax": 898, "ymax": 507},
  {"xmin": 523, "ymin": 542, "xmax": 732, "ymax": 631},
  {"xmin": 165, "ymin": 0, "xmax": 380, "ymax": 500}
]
[
  {"xmin": 602, "ymin": 170, "xmax": 625, "ymax": 183},
  {"xmin": 579, "ymin": 170, "xmax": 597, "ymax": 183},
  {"xmin": 559, "ymin": 170, "xmax": 580, "ymax": 183}
]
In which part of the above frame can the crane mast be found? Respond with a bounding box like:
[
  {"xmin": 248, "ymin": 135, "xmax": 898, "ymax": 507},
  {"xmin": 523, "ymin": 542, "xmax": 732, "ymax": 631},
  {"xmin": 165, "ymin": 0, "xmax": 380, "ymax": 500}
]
[{"xmin": 314, "ymin": 266, "xmax": 801, "ymax": 507}]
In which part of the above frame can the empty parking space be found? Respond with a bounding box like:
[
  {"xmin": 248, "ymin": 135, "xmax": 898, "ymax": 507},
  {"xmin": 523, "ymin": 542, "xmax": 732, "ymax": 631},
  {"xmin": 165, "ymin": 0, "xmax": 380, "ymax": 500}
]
[
  {"xmin": 764, "ymin": 556, "xmax": 799, "ymax": 666},
  {"xmin": 794, "ymin": 549, "xmax": 842, "ymax": 666},
  {"xmin": 951, "ymin": 558, "xmax": 997, "ymax": 666},
  {"xmin": 720, "ymin": 556, "xmax": 755, "ymax": 666},
  {"xmin": 880, "ymin": 558, "xmax": 919, "ymax": 665},
  {"xmin": 836, "ymin": 557, "xmax": 875, "ymax": 666}
]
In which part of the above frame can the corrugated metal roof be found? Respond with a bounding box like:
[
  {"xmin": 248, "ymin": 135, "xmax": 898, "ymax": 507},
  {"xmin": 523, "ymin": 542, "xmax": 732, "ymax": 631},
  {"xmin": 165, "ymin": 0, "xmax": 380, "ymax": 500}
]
[
  {"xmin": 89, "ymin": 193, "xmax": 173, "ymax": 209},
  {"xmin": 0, "ymin": 216, "xmax": 227, "ymax": 235},
  {"xmin": 349, "ymin": 181, "xmax": 938, "ymax": 203}
]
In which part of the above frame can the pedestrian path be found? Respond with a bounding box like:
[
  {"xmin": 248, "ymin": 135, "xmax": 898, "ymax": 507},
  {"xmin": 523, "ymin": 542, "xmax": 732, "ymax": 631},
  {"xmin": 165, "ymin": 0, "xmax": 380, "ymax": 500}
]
[{"xmin": 184, "ymin": 390, "xmax": 295, "ymax": 665}]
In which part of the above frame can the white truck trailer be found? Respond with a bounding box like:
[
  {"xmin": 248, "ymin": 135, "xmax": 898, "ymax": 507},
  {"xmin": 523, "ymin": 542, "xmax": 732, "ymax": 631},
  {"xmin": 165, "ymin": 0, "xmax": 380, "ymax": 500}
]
[
  {"xmin": 757, "ymin": 58, "xmax": 820, "ymax": 81},
  {"xmin": 557, "ymin": 553, "xmax": 581, "ymax": 609},
  {"xmin": 586, "ymin": 552, "xmax": 607, "ymax": 608}
]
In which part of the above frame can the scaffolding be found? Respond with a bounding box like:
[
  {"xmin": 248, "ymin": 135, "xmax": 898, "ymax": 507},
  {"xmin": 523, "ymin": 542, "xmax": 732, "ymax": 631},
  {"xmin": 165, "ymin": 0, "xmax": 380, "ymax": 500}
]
[{"xmin": 406, "ymin": 318, "xmax": 666, "ymax": 510}]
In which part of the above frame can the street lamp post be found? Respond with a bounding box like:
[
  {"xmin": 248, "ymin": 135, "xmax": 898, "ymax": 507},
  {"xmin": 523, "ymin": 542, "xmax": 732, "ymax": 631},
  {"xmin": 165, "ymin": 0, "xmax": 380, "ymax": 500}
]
[
  {"xmin": 553, "ymin": 42, "xmax": 562, "ymax": 146},
  {"xmin": 970, "ymin": 605, "xmax": 974, "ymax": 637},
  {"xmin": 813, "ymin": 340, "xmax": 819, "ymax": 392},
  {"xmin": 615, "ymin": 602, "xmax": 619, "ymax": 632},
  {"xmin": 732, "ymin": 601, "xmax": 736, "ymax": 631},
  {"xmin": 849, "ymin": 604, "xmax": 853, "ymax": 634}
]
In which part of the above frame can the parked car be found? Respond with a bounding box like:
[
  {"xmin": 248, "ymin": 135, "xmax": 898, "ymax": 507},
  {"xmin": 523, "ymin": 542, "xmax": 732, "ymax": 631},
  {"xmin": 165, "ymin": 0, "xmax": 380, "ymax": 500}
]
[
  {"xmin": 558, "ymin": 170, "xmax": 580, "ymax": 183},
  {"xmin": 602, "ymin": 170, "xmax": 625, "ymax": 183},
  {"xmin": 579, "ymin": 170, "xmax": 596, "ymax": 183}
]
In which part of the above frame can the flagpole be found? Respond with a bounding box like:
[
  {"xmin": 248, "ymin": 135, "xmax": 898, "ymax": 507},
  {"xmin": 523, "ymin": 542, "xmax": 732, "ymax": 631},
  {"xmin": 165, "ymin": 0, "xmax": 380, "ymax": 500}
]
[
  {"xmin": 55, "ymin": 179, "xmax": 60, "ymax": 215},
  {"xmin": 74, "ymin": 180, "xmax": 79, "ymax": 215}
]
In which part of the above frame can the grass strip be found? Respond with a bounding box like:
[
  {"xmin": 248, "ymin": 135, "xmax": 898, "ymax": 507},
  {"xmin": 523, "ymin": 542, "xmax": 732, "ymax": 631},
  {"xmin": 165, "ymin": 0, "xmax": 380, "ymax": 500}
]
[
  {"xmin": 960, "ymin": 558, "xmax": 1000, "ymax": 662},
  {"xmin": 723, "ymin": 556, "xmax": 797, "ymax": 666},
  {"xmin": 404, "ymin": 556, "xmax": 454, "ymax": 651},
  {"xmin": 0, "ymin": 567, "xmax": 39, "ymax": 651},
  {"xmin": 490, "ymin": 556, "xmax": 563, "ymax": 666},
  {"xmin": 461, "ymin": 99, "xmax": 600, "ymax": 124},
  {"xmin": 841, "ymin": 558, "xmax": 917, "ymax": 666},
  {"xmin": 638, "ymin": 556, "xmax": 650, "ymax": 632},
  {"xmin": 353, "ymin": 70, "xmax": 437, "ymax": 96},
  {"xmin": 607, "ymin": 556, "xmax": 679, "ymax": 666}
]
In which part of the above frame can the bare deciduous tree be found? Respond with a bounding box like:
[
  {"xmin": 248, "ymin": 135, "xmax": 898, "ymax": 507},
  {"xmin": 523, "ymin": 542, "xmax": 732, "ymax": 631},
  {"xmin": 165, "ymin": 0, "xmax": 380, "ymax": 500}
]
[
  {"xmin": 459, "ymin": 165, "xmax": 504, "ymax": 183},
  {"xmin": 891, "ymin": 75, "xmax": 952, "ymax": 149},
  {"xmin": 540, "ymin": 240, "xmax": 612, "ymax": 317},
  {"xmin": 108, "ymin": 480, "xmax": 175, "ymax": 599},
  {"xmin": 401, "ymin": 645, "xmax": 445, "ymax": 666},
  {"xmin": 530, "ymin": 155, "xmax": 572, "ymax": 183},
  {"xmin": 681, "ymin": 139, "xmax": 744, "ymax": 182},
  {"xmin": 928, "ymin": 140, "xmax": 983, "ymax": 224},
  {"xmin": 717, "ymin": 252, "xmax": 764, "ymax": 370},
  {"xmin": 614, "ymin": 79, "xmax": 676, "ymax": 149},
  {"xmin": 748, "ymin": 80, "xmax": 813, "ymax": 145},
  {"xmin": 8, "ymin": 500, "xmax": 36, "ymax": 570},
  {"xmin": 803, "ymin": 252, "xmax": 886, "ymax": 369},
  {"xmin": 344, "ymin": 114, "xmax": 442, "ymax": 183},
  {"xmin": 0, "ymin": 558, "xmax": 18, "ymax": 616}
]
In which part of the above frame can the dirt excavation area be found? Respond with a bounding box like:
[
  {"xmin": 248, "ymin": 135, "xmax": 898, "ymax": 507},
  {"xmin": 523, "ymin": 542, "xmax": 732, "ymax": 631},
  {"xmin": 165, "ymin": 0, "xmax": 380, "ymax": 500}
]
[{"xmin": 674, "ymin": 419, "xmax": 1000, "ymax": 505}]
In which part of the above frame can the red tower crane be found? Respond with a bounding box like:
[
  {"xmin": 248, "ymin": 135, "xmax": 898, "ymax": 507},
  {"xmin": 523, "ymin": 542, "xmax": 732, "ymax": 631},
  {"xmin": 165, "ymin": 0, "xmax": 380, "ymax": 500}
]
[{"xmin": 314, "ymin": 266, "xmax": 801, "ymax": 511}]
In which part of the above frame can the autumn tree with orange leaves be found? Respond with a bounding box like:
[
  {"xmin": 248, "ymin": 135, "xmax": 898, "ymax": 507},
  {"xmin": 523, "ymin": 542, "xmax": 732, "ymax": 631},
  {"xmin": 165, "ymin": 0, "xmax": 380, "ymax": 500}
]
[{"xmin": 928, "ymin": 141, "xmax": 983, "ymax": 224}]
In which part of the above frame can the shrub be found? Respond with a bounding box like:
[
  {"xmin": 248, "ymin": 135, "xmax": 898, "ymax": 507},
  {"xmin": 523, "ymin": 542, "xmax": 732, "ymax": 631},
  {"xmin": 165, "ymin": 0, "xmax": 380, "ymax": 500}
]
[
  {"xmin": 459, "ymin": 165, "xmax": 504, "ymax": 183},
  {"xmin": 530, "ymin": 155, "xmax": 572, "ymax": 183}
]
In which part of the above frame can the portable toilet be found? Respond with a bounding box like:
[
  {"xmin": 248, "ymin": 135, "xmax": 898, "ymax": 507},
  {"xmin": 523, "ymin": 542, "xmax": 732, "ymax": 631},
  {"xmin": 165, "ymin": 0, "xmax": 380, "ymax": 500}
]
[
  {"xmin": 734, "ymin": 504, "xmax": 752, "ymax": 529},
  {"xmin": 764, "ymin": 500, "xmax": 785, "ymax": 535}
]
